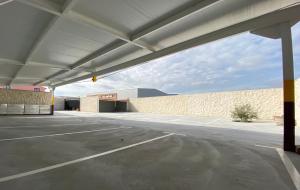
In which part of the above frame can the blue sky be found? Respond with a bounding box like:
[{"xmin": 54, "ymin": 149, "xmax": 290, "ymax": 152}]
[{"xmin": 55, "ymin": 23, "xmax": 300, "ymax": 97}]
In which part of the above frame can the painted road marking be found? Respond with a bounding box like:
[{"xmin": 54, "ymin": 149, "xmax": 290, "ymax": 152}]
[
  {"xmin": 255, "ymin": 144, "xmax": 300, "ymax": 190},
  {"xmin": 204, "ymin": 118, "xmax": 222, "ymax": 125},
  {"xmin": 255, "ymin": 144, "xmax": 280, "ymax": 149},
  {"xmin": 0, "ymin": 123, "xmax": 101, "ymax": 129},
  {"xmin": 175, "ymin": 133, "xmax": 186, "ymax": 137},
  {"xmin": 0, "ymin": 127, "xmax": 131, "ymax": 142},
  {"xmin": 0, "ymin": 133, "xmax": 175, "ymax": 183},
  {"xmin": 276, "ymin": 148, "xmax": 300, "ymax": 190},
  {"xmin": 163, "ymin": 131, "xmax": 186, "ymax": 136}
]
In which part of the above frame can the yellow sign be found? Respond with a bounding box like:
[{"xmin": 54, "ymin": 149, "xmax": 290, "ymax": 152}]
[{"xmin": 92, "ymin": 75, "xmax": 97, "ymax": 82}]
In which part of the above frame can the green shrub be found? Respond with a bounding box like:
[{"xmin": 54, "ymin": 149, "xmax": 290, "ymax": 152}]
[{"xmin": 231, "ymin": 104, "xmax": 258, "ymax": 122}]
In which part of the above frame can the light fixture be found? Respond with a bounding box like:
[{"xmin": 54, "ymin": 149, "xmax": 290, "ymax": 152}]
[{"xmin": 92, "ymin": 75, "xmax": 97, "ymax": 82}]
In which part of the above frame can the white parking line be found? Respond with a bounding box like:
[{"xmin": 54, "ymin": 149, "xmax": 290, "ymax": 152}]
[
  {"xmin": 0, "ymin": 133, "xmax": 175, "ymax": 183},
  {"xmin": 276, "ymin": 148, "xmax": 300, "ymax": 190},
  {"xmin": 0, "ymin": 123, "xmax": 100, "ymax": 129},
  {"xmin": 163, "ymin": 131, "xmax": 186, "ymax": 136},
  {"xmin": 255, "ymin": 144, "xmax": 280, "ymax": 149},
  {"xmin": 255, "ymin": 144, "xmax": 300, "ymax": 190},
  {"xmin": 204, "ymin": 118, "xmax": 222, "ymax": 125},
  {"xmin": 0, "ymin": 127, "xmax": 131, "ymax": 142}
]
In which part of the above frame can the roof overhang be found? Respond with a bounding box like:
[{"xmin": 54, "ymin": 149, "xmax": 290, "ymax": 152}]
[{"xmin": 0, "ymin": 0, "xmax": 299, "ymax": 87}]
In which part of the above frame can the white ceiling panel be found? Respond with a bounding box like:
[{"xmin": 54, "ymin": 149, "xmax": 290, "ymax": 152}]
[
  {"xmin": 16, "ymin": 65, "xmax": 64, "ymax": 80},
  {"xmin": 30, "ymin": 17, "xmax": 117, "ymax": 66},
  {"xmin": 13, "ymin": 78, "xmax": 44, "ymax": 85},
  {"xmin": 0, "ymin": 1, "xmax": 53, "ymax": 61},
  {"xmin": 52, "ymin": 69, "xmax": 90, "ymax": 82},
  {"xmin": 49, "ymin": 43, "xmax": 147, "ymax": 84},
  {"xmin": 92, "ymin": 44, "xmax": 144, "ymax": 68},
  {"xmin": 73, "ymin": 0, "xmax": 194, "ymax": 33},
  {"xmin": 0, "ymin": 64, "xmax": 21, "ymax": 77},
  {"xmin": 139, "ymin": 0, "xmax": 280, "ymax": 49}
]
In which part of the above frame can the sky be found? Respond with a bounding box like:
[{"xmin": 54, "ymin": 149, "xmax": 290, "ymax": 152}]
[{"xmin": 55, "ymin": 23, "xmax": 300, "ymax": 97}]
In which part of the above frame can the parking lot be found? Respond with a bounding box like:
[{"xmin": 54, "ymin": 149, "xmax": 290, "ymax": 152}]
[{"xmin": 0, "ymin": 112, "xmax": 299, "ymax": 190}]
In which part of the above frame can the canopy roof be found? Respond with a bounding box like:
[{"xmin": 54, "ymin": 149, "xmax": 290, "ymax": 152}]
[{"xmin": 0, "ymin": 0, "xmax": 299, "ymax": 87}]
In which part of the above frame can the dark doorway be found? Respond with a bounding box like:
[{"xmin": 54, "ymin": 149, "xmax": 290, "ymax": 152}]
[
  {"xmin": 116, "ymin": 101, "xmax": 127, "ymax": 112},
  {"xmin": 64, "ymin": 100, "xmax": 80, "ymax": 111},
  {"xmin": 99, "ymin": 100, "xmax": 115, "ymax": 112},
  {"xmin": 99, "ymin": 100, "xmax": 127, "ymax": 112}
]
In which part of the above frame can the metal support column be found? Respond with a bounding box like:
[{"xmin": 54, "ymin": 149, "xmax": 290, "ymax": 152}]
[
  {"xmin": 50, "ymin": 87, "xmax": 55, "ymax": 115},
  {"xmin": 280, "ymin": 22, "xmax": 296, "ymax": 152}
]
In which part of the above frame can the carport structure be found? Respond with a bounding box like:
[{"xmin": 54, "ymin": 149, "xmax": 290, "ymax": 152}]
[{"xmin": 0, "ymin": 0, "xmax": 299, "ymax": 153}]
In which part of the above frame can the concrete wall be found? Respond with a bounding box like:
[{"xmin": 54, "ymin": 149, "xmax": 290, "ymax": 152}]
[
  {"xmin": 0, "ymin": 89, "xmax": 51, "ymax": 114},
  {"xmin": 0, "ymin": 89, "xmax": 51, "ymax": 105},
  {"xmin": 99, "ymin": 101, "xmax": 115, "ymax": 112},
  {"xmin": 54, "ymin": 97, "xmax": 65, "ymax": 111},
  {"xmin": 80, "ymin": 96, "xmax": 99, "ymax": 112},
  {"xmin": 129, "ymin": 88, "xmax": 283, "ymax": 120}
]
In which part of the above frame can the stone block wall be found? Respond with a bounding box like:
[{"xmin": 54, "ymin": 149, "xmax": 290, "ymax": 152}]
[
  {"xmin": 129, "ymin": 88, "xmax": 283, "ymax": 120},
  {"xmin": 80, "ymin": 96, "xmax": 99, "ymax": 112},
  {"xmin": 0, "ymin": 89, "xmax": 51, "ymax": 105}
]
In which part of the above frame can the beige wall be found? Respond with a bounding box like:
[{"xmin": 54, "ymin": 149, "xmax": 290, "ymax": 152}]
[
  {"xmin": 129, "ymin": 88, "xmax": 283, "ymax": 120},
  {"xmin": 79, "ymin": 79, "xmax": 300, "ymax": 124},
  {"xmin": 80, "ymin": 96, "xmax": 99, "ymax": 112},
  {"xmin": 0, "ymin": 89, "xmax": 51, "ymax": 105}
]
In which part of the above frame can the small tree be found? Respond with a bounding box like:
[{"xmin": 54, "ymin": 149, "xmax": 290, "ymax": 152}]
[{"xmin": 231, "ymin": 104, "xmax": 258, "ymax": 122}]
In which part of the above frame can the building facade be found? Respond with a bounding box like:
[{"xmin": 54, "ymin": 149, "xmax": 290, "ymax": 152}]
[
  {"xmin": 0, "ymin": 86, "xmax": 47, "ymax": 92},
  {"xmin": 81, "ymin": 88, "xmax": 168, "ymax": 112}
]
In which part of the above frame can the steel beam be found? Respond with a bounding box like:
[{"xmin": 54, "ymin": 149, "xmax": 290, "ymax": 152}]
[
  {"xmin": 16, "ymin": 0, "xmax": 155, "ymax": 52},
  {"xmin": 50, "ymin": 87, "xmax": 55, "ymax": 115},
  {"xmin": 33, "ymin": 0, "xmax": 221, "ymax": 85},
  {"xmin": 8, "ymin": 0, "xmax": 77, "ymax": 86},
  {"xmin": 0, "ymin": 58, "xmax": 71, "ymax": 70},
  {"xmin": 65, "ymin": 11, "xmax": 154, "ymax": 52},
  {"xmin": 28, "ymin": 61, "xmax": 72, "ymax": 70},
  {"xmin": 15, "ymin": 0, "xmax": 62, "ymax": 16},
  {"xmin": 131, "ymin": 0, "xmax": 220, "ymax": 41},
  {"xmin": 53, "ymin": 4, "xmax": 300, "ymax": 87},
  {"xmin": 33, "ymin": 40, "xmax": 128, "ymax": 86},
  {"xmin": 0, "ymin": 58, "xmax": 23, "ymax": 66},
  {"xmin": 70, "ymin": 40, "xmax": 127, "ymax": 70},
  {"xmin": 0, "ymin": 76, "xmax": 45, "ymax": 80}
]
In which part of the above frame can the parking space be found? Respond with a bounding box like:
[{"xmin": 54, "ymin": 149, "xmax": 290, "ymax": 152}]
[{"xmin": 0, "ymin": 114, "xmax": 299, "ymax": 190}]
